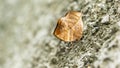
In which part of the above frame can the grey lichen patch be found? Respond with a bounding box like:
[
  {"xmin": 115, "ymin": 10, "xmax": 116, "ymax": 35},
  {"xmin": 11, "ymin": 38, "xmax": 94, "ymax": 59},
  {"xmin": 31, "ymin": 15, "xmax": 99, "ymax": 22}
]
[
  {"xmin": 0, "ymin": 0, "xmax": 120, "ymax": 68},
  {"xmin": 53, "ymin": 0, "xmax": 120, "ymax": 68},
  {"xmin": 101, "ymin": 14, "xmax": 109, "ymax": 24}
]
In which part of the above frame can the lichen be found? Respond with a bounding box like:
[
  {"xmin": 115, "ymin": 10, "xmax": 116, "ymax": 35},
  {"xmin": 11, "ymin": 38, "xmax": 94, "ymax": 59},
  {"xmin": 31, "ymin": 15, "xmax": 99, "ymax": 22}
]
[{"xmin": 0, "ymin": 0, "xmax": 120, "ymax": 68}]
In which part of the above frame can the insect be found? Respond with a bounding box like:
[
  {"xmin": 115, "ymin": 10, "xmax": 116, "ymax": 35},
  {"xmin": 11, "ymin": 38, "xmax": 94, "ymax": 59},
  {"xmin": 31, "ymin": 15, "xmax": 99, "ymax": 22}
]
[{"xmin": 53, "ymin": 11, "xmax": 83, "ymax": 42}]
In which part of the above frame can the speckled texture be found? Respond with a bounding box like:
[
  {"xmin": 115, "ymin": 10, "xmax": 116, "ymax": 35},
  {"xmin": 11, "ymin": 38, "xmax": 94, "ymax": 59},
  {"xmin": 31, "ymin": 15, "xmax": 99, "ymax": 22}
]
[{"xmin": 0, "ymin": 0, "xmax": 120, "ymax": 68}]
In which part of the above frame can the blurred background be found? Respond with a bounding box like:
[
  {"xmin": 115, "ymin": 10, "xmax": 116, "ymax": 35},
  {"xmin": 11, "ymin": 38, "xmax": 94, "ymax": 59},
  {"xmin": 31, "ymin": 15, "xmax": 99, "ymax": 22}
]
[
  {"xmin": 0, "ymin": 0, "xmax": 60, "ymax": 68},
  {"xmin": 0, "ymin": 0, "xmax": 120, "ymax": 68}
]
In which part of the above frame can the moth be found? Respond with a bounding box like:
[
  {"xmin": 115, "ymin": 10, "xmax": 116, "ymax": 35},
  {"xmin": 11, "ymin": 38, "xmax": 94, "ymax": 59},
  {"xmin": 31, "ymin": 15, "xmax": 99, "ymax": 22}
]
[{"xmin": 53, "ymin": 11, "xmax": 83, "ymax": 42}]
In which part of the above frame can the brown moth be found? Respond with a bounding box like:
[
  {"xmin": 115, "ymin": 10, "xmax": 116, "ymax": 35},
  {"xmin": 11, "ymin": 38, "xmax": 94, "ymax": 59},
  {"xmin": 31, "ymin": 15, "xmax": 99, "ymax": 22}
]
[{"xmin": 53, "ymin": 11, "xmax": 83, "ymax": 42}]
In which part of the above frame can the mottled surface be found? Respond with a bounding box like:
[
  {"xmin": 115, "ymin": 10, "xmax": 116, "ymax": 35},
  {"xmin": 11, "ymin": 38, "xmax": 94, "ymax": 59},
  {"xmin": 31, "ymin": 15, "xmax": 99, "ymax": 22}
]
[{"xmin": 0, "ymin": 0, "xmax": 120, "ymax": 68}]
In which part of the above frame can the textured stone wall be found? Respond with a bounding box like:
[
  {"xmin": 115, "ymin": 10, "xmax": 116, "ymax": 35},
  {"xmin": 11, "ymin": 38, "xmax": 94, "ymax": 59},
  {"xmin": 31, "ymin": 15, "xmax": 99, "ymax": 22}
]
[{"xmin": 0, "ymin": 0, "xmax": 120, "ymax": 68}]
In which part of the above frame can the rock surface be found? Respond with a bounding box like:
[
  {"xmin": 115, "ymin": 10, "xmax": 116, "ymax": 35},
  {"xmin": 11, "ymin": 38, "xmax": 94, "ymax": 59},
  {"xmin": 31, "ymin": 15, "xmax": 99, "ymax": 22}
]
[{"xmin": 0, "ymin": 0, "xmax": 120, "ymax": 68}]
